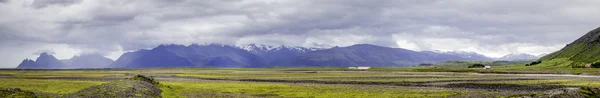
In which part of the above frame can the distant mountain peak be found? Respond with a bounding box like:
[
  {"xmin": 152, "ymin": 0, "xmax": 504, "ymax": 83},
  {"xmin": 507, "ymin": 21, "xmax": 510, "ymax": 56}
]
[
  {"xmin": 428, "ymin": 50, "xmax": 477, "ymax": 54},
  {"xmin": 62, "ymin": 53, "xmax": 114, "ymax": 69},
  {"xmin": 155, "ymin": 44, "xmax": 187, "ymax": 50},
  {"xmin": 349, "ymin": 44, "xmax": 382, "ymax": 47},
  {"xmin": 23, "ymin": 58, "xmax": 33, "ymax": 61},
  {"xmin": 17, "ymin": 58, "xmax": 38, "ymax": 69},
  {"xmin": 237, "ymin": 44, "xmax": 323, "ymax": 52},
  {"xmin": 498, "ymin": 53, "xmax": 538, "ymax": 61},
  {"xmin": 36, "ymin": 53, "xmax": 58, "ymax": 61},
  {"xmin": 17, "ymin": 52, "xmax": 65, "ymax": 69},
  {"xmin": 21, "ymin": 58, "xmax": 35, "ymax": 62},
  {"xmin": 205, "ymin": 43, "xmax": 229, "ymax": 47},
  {"xmin": 239, "ymin": 44, "xmax": 279, "ymax": 51},
  {"xmin": 39, "ymin": 52, "xmax": 52, "ymax": 56},
  {"xmin": 159, "ymin": 44, "xmax": 186, "ymax": 47},
  {"xmin": 188, "ymin": 43, "xmax": 239, "ymax": 49},
  {"xmin": 422, "ymin": 50, "xmax": 493, "ymax": 61}
]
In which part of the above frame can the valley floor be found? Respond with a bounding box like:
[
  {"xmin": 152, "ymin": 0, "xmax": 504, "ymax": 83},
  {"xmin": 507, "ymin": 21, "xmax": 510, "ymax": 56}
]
[{"xmin": 0, "ymin": 68, "xmax": 599, "ymax": 98}]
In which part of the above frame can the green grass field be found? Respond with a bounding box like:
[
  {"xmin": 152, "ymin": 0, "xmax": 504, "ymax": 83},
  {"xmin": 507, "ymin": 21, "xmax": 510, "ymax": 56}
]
[
  {"xmin": 161, "ymin": 81, "xmax": 461, "ymax": 98},
  {"xmin": 1, "ymin": 66, "xmax": 599, "ymax": 98},
  {"xmin": 0, "ymin": 79, "xmax": 105, "ymax": 95}
]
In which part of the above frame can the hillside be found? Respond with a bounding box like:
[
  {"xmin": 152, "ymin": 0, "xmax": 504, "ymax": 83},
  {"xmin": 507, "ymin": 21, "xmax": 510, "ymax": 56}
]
[{"xmin": 540, "ymin": 27, "xmax": 600, "ymax": 67}]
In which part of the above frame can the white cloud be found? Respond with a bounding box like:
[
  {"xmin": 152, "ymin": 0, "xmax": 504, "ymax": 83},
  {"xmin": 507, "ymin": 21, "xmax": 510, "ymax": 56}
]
[{"xmin": 394, "ymin": 39, "xmax": 421, "ymax": 51}]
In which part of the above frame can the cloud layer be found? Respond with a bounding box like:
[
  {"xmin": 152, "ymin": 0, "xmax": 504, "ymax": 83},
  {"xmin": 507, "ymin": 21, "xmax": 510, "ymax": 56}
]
[{"xmin": 1, "ymin": 0, "xmax": 600, "ymax": 67}]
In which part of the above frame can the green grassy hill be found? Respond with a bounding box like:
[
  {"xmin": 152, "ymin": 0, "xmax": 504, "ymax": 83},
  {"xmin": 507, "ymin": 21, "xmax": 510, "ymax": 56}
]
[{"xmin": 540, "ymin": 27, "xmax": 600, "ymax": 68}]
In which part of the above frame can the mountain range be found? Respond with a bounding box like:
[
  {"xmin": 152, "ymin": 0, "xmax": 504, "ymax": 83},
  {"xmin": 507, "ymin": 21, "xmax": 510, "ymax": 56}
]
[
  {"xmin": 18, "ymin": 44, "xmax": 536, "ymax": 69},
  {"xmin": 17, "ymin": 53, "xmax": 114, "ymax": 69},
  {"xmin": 238, "ymin": 44, "xmax": 322, "ymax": 66},
  {"xmin": 17, "ymin": 53, "xmax": 64, "ymax": 69},
  {"xmin": 111, "ymin": 44, "xmax": 268, "ymax": 68},
  {"xmin": 287, "ymin": 44, "xmax": 496, "ymax": 67}
]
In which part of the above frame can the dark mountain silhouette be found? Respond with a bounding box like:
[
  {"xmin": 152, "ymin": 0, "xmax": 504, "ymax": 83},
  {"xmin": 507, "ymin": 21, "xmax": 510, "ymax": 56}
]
[
  {"xmin": 16, "ymin": 53, "xmax": 65, "ymax": 69},
  {"xmin": 61, "ymin": 54, "xmax": 114, "ymax": 68}
]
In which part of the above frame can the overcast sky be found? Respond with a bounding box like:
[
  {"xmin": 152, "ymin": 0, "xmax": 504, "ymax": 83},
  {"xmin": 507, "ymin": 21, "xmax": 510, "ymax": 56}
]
[{"xmin": 1, "ymin": 0, "xmax": 599, "ymax": 68}]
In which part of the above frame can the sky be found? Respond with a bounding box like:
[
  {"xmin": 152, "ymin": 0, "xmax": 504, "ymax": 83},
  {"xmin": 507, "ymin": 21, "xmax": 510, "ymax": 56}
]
[{"xmin": 1, "ymin": 0, "xmax": 600, "ymax": 68}]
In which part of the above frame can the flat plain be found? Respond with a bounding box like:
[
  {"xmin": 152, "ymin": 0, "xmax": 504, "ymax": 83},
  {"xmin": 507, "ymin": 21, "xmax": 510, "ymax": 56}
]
[{"xmin": 1, "ymin": 66, "xmax": 599, "ymax": 98}]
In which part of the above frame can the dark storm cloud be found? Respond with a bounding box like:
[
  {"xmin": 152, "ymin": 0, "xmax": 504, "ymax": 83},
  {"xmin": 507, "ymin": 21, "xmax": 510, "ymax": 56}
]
[{"xmin": 1, "ymin": 0, "xmax": 600, "ymax": 67}]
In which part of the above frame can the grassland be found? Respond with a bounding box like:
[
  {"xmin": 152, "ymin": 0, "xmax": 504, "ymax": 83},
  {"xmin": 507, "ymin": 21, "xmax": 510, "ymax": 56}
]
[
  {"xmin": 0, "ymin": 79, "xmax": 104, "ymax": 95},
  {"xmin": 0, "ymin": 67, "xmax": 599, "ymax": 97},
  {"xmin": 0, "ymin": 70, "xmax": 127, "ymax": 78},
  {"xmin": 161, "ymin": 81, "xmax": 461, "ymax": 98}
]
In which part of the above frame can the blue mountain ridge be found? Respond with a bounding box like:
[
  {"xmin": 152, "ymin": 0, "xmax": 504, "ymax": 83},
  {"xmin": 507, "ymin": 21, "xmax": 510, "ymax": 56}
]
[{"xmin": 17, "ymin": 44, "xmax": 494, "ymax": 68}]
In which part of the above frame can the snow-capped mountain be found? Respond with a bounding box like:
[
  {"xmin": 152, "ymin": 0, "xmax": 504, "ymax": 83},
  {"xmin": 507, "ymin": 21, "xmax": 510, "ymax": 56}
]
[
  {"xmin": 18, "ymin": 44, "xmax": 515, "ymax": 68},
  {"xmin": 238, "ymin": 44, "xmax": 322, "ymax": 53},
  {"xmin": 238, "ymin": 44, "xmax": 323, "ymax": 65},
  {"xmin": 498, "ymin": 53, "xmax": 539, "ymax": 61}
]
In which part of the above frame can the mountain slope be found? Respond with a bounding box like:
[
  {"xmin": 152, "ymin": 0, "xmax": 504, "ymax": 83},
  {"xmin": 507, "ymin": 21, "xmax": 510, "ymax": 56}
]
[
  {"xmin": 62, "ymin": 54, "xmax": 114, "ymax": 68},
  {"xmin": 111, "ymin": 44, "xmax": 266, "ymax": 68},
  {"xmin": 111, "ymin": 45, "xmax": 194, "ymax": 68},
  {"xmin": 188, "ymin": 44, "xmax": 266, "ymax": 67},
  {"xmin": 16, "ymin": 59, "xmax": 37, "ymax": 69},
  {"xmin": 289, "ymin": 44, "xmax": 477, "ymax": 67},
  {"xmin": 540, "ymin": 27, "xmax": 600, "ymax": 66},
  {"xmin": 239, "ymin": 44, "xmax": 321, "ymax": 65}
]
